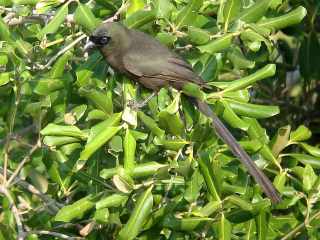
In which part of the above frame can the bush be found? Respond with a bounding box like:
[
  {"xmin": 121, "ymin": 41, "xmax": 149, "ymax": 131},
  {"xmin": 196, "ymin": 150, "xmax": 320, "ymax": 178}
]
[{"xmin": 0, "ymin": 0, "xmax": 319, "ymax": 239}]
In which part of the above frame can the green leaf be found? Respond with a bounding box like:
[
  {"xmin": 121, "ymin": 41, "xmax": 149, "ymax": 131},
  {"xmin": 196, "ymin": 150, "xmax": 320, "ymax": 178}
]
[
  {"xmin": 40, "ymin": 3, "xmax": 68, "ymax": 36},
  {"xmin": 225, "ymin": 99, "xmax": 279, "ymax": 118},
  {"xmin": 222, "ymin": 64, "xmax": 276, "ymax": 93},
  {"xmin": 123, "ymin": 10, "xmax": 156, "ymax": 29},
  {"xmin": 255, "ymin": 211, "xmax": 267, "ymax": 240},
  {"xmin": 124, "ymin": 129, "xmax": 136, "ymax": 172},
  {"xmin": 223, "ymin": 0, "xmax": 241, "ymax": 31},
  {"xmin": 50, "ymin": 51, "xmax": 72, "ymax": 78},
  {"xmin": 219, "ymin": 214, "xmax": 232, "ymax": 240},
  {"xmin": 258, "ymin": 6, "xmax": 307, "ymax": 30},
  {"xmin": 273, "ymin": 171, "xmax": 286, "ymax": 192},
  {"xmin": 187, "ymin": 26, "xmax": 210, "ymax": 45},
  {"xmin": 137, "ymin": 111, "xmax": 165, "ymax": 138},
  {"xmin": 0, "ymin": 16, "xmax": 13, "ymax": 42},
  {"xmin": 118, "ymin": 186, "xmax": 153, "ymax": 240},
  {"xmin": 184, "ymin": 169, "xmax": 204, "ymax": 203},
  {"xmin": 271, "ymin": 125, "xmax": 291, "ymax": 157},
  {"xmin": 0, "ymin": 73, "xmax": 10, "ymax": 87},
  {"xmin": 300, "ymin": 143, "xmax": 320, "ymax": 157},
  {"xmin": 221, "ymin": 100, "xmax": 250, "ymax": 130},
  {"xmin": 96, "ymin": 194, "xmax": 128, "ymax": 209},
  {"xmin": 74, "ymin": 3, "xmax": 100, "ymax": 32},
  {"xmin": 290, "ymin": 125, "xmax": 312, "ymax": 142},
  {"xmin": 182, "ymin": 82, "xmax": 206, "ymax": 100},
  {"xmin": 285, "ymin": 154, "xmax": 320, "ymax": 168},
  {"xmin": 55, "ymin": 195, "xmax": 96, "ymax": 222},
  {"xmin": 303, "ymin": 164, "xmax": 317, "ymax": 192},
  {"xmin": 94, "ymin": 208, "xmax": 109, "ymax": 224},
  {"xmin": 41, "ymin": 123, "xmax": 87, "ymax": 140},
  {"xmin": 127, "ymin": 0, "xmax": 145, "ymax": 17},
  {"xmin": 198, "ymin": 152, "xmax": 221, "ymax": 201},
  {"xmin": 198, "ymin": 34, "xmax": 233, "ymax": 54},
  {"xmin": 79, "ymin": 126, "xmax": 122, "ymax": 162},
  {"xmin": 175, "ymin": 0, "xmax": 203, "ymax": 29},
  {"xmin": 227, "ymin": 47, "xmax": 255, "ymax": 69},
  {"xmin": 153, "ymin": 0, "xmax": 174, "ymax": 18},
  {"xmin": 237, "ymin": 0, "xmax": 270, "ymax": 23},
  {"xmin": 34, "ymin": 78, "xmax": 64, "ymax": 95},
  {"xmin": 79, "ymin": 87, "xmax": 113, "ymax": 115},
  {"xmin": 43, "ymin": 136, "xmax": 80, "ymax": 147}
]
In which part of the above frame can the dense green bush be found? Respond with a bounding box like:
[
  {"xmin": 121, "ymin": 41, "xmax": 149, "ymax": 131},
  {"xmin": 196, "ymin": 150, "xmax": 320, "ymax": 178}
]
[{"xmin": 0, "ymin": 0, "xmax": 319, "ymax": 239}]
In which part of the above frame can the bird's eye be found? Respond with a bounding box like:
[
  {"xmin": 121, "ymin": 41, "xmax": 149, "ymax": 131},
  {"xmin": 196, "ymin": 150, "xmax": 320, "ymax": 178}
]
[
  {"xmin": 89, "ymin": 35, "xmax": 110, "ymax": 45},
  {"xmin": 99, "ymin": 36, "xmax": 110, "ymax": 45}
]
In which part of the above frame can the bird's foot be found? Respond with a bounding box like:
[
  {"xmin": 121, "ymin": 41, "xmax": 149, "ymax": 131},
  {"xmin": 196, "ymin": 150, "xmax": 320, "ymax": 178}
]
[
  {"xmin": 127, "ymin": 92, "xmax": 157, "ymax": 110},
  {"xmin": 127, "ymin": 99, "xmax": 146, "ymax": 110}
]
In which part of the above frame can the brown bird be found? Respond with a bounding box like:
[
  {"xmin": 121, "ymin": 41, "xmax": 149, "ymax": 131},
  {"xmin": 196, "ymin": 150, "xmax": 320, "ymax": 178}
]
[{"xmin": 85, "ymin": 22, "xmax": 281, "ymax": 203}]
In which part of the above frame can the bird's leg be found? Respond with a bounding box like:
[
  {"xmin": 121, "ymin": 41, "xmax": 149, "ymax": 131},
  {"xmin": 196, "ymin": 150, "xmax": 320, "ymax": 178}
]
[{"xmin": 127, "ymin": 92, "xmax": 157, "ymax": 110}]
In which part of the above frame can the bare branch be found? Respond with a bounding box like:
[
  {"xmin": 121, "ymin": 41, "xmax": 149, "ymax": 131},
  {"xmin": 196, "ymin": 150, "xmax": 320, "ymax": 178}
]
[
  {"xmin": 25, "ymin": 230, "xmax": 83, "ymax": 240},
  {"xmin": 41, "ymin": 34, "xmax": 86, "ymax": 69},
  {"xmin": 0, "ymin": 186, "xmax": 24, "ymax": 240},
  {"xmin": 7, "ymin": 141, "xmax": 41, "ymax": 186}
]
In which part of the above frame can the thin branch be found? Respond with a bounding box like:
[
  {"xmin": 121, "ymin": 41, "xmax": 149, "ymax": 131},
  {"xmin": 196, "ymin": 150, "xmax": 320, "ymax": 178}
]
[
  {"xmin": 41, "ymin": 34, "xmax": 86, "ymax": 69},
  {"xmin": 24, "ymin": 230, "xmax": 83, "ymax": 240},
  {"xmin": 7, "ymin": 141, "xmax": 41, "ymax": 186},
  {"xmin": 281, "ymin": 210, "xmax": 320, "ymax": 240},
  {"xmin": 103, "ymin": 1, "xmax": 129, "ymax": 23},
  {"xmin": 0, "ymin": 167, "xmax": 63, "ymax": 214},
  {"xmin": 0, "ymin": 124, "xmax": 36, "ymax": 146},
  {"xmin": 0, "ymin": 186, "xmax": 24, "ymax": 240}
]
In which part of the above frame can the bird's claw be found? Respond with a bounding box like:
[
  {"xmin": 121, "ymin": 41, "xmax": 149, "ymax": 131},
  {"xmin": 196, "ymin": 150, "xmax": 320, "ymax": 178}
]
[{"xmin": 127, "ymin": 100, "xmax": 143, "ymax": 110}]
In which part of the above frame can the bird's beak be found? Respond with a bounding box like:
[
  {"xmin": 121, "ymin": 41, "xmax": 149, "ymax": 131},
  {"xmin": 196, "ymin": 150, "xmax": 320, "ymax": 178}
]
[{"xmin": 83, "ymin": 41, "xmax": 96, "ymax": 52}]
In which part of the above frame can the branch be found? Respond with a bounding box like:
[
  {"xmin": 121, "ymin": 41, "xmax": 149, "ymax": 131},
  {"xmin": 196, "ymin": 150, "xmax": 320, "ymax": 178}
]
[
  {"xmin": 24, "ymin": 230, "xmax": 83, "ymax": 240},
  {"xmin": 7, "ymin": 141, "xmax": 41, "ymax": 186},
  {"xmin": 0, "ymin": 186, "xmax": 24, "ymax": 240},
  {"xmin": 281, "ymin": 210, "xmax": 320, "ymax": 240},
  {"xmin": 0, "ymin": 167, "xmax": 63, "ymax": 214},
  {"xmin": 41, "ymin": 34, "xmax": 86, "ymax": 70}
]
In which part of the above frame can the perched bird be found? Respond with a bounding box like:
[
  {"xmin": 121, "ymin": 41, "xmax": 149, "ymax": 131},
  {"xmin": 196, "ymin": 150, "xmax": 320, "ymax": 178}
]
[{"xmin": 85, "ymin": 22, "xmax": 281, "ymax": 203}]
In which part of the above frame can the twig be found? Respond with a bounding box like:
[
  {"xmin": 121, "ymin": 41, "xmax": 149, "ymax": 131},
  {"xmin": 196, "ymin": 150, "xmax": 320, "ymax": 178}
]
[
  {"xmin": 24, "ymin": 230, "xmax": 83, "ymax": 240},
  {"xmin": 41, "ymin": 34, "xmax": 86, "ymax": 69},
  {"xmin": 7, "ymin": 141, "xmax": 41, "ymax": 186},
  {"xmin": 103, "ymin": 1, "xmax": 129, "ymax": 23},
  {"xmin": 281, "ymin": 210, "xmax": 320, "ymax": 240},
  {"xmin": 0, "ymin": 124, "xmax": 36, "ymax": 146},
  {"xmin": 0, "ymin": 167, "xmax": 62, "ymax": 214},
  {"xmin": 0, "ymin": 186, "xmax": 24, "ymax": 240}
]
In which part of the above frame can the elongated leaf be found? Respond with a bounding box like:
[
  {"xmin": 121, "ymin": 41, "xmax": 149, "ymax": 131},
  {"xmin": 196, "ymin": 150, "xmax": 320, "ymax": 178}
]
[
  {"xmin": 118, "ymin": 186, "xmax": 153, "ymax": 240},
  {"xmin": 175, "ymin": 0, "xmax": 203, "ymax": 29},
  {"xmin": 55, "ymin": 195, "xmax": 96, "ymax": 222},
  {"xmin": 40, "ymin": 3, "xmax": 68, "ymax": 36},
  {"xmin": 74, "ymin": 3, "xmax": 100, "ymax": 32},
  {"xmin": 237, "ymin": 0, "xmax": 270, "ymax": 23},
  {"xmin": 41, "ymin": 123, "xmax": 87, "ymax": 140},
  {"xmin": 300, "ymin": 143, "xmax": 320, "ymax": 157},
  {"xmin": 290, "ymin": 125, "xmax": 312, "ymax": 142},
  {"xmin": 96, "ymin": 194, "xmax": 128, "ymax": 209},
  {"xmin": 124, "ymin": 129, "xmax": 136, "ymax": 172},
  {"xmin": 198, "ymin": 34, "xmax": 233, "ymax": 54},
  {"xmin": 226, "ymin": 99, "xmax": 279, "ymax": 118},
  {"xmin": 258, "ymin": 7, "xmax": 307, "ymax": 30},
  {"xmin": 80, "ymin": 126, "xmax": 122, "ymax": 161},
  {"xmin": 223, "ymin": 0, "xmax": 241, "ymax": 31},
  {"xmin": 222, "ymin": 64, "xmax": 276, "ymax": 93},
  {"xmin": 123, "ymin": 10, "xmax": 156, "ymax": 29}
]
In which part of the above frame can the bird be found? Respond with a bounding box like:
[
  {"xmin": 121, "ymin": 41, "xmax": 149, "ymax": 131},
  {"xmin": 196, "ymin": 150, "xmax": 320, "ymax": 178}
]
[{"xmin": 84, "ymin": 22, "xmax": 281, "ymax": 204}]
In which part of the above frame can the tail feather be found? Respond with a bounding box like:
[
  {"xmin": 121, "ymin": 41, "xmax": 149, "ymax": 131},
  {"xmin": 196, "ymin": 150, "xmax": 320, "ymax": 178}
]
[{"xmin": 195, "ymin": 99, "xmax": 281, "ymax": 203}]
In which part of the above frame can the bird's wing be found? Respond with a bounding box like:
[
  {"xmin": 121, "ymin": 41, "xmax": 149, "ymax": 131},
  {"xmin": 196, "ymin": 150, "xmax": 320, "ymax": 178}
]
[{"xmin": 123, "ymin": 51, "xmax": 206, "ymax": 89}]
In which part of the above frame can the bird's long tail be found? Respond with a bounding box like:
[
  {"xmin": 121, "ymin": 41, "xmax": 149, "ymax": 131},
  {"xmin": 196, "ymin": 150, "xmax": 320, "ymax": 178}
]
[{"xmin": 195, "ymin": 98, "xmax": 281, "ymax": 203}]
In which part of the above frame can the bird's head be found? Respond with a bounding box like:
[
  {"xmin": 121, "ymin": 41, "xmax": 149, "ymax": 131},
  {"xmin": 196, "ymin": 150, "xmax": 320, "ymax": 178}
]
[{"xmin": 84, "ymin": 22, "xmax": 127, "ymax": 52}]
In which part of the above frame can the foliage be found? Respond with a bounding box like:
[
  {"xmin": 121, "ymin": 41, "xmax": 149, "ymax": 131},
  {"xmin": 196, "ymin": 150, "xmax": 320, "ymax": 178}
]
[{"xmin": 0, "ymin": 0, "xmax": 319, "ymax": 239}]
